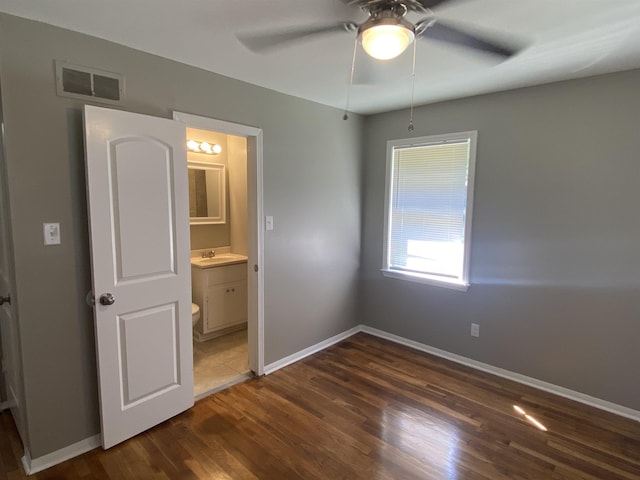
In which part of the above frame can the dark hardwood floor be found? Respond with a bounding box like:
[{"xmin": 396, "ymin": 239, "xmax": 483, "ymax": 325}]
[{"xmin": 1, "ymin": 333, "xmax": 639, "ymax": 479}]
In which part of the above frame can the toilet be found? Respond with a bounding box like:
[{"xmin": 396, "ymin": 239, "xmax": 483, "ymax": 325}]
[{"xmin": 191, "ymin": 303, "xmax": 200, "ymax": 327}]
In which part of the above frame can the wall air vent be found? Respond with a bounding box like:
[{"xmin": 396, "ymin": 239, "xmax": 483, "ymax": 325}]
[{"xmin": 55, "ymin": 61, "xmax": 124, "ymax": 105}]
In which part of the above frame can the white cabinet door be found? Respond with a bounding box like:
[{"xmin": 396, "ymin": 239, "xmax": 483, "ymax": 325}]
[
  {"xmin": 226, "ymin": 281, "xmax": 248, "ymax": 326},
  {"xmin": 206, "ymin": 284, "xmax": 228, "ymax": 331},
  {"xmin": 206, "ymin": 281, "xmax": 247, "ymax": 332},
  {"xmin": 84, "ymin": 105, "xmax": 193, "ymax": 449}
]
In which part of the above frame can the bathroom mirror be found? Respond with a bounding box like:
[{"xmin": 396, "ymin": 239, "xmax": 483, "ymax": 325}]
[{"xmin": 188, "ymin": 161, "xmax": 226, "ymax": 224}]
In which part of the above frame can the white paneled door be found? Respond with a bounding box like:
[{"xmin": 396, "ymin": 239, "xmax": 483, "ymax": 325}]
[{"xmin": 84, "ymin": 105, "xmax": 193, "ymax": 448}]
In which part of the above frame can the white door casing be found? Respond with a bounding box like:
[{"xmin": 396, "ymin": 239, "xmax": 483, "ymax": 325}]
[
  {"xmin": 84, "ymin": 105, "xmax": 193, "ymax": 449},
  {"xmin": 172, "ymin": 111, "xmax": 264, "ymax": 375}
]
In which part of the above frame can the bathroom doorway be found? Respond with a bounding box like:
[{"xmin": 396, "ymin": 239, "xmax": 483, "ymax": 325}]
[{"xmin": 174, "ymin": 112, "xmax": 264, "ymax": 399}]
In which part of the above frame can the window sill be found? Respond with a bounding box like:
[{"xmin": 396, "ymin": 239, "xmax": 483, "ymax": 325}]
[{"xmin": 381, "ymin": 269, "xmax": 470, "ymax": 292}]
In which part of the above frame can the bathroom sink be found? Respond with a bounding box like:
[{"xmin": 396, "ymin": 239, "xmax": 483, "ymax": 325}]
[{"xmin": 191, "ymin": 253, "xmax": 248, "ymax": 268}]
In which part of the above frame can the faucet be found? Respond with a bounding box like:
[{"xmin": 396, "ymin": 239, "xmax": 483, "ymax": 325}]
[{"xmin": 201, "ymin": 249, "xmax": 216, "ymax": 258}]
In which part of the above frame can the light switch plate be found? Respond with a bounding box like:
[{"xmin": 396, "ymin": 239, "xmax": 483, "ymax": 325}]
[
  {"xmin": 471, "ymin": 323, "xmax": 480, "ymax": 338},
  {"xmin": 265, "ymin": 216, "xmax": 274, "ymax": 231},
  {"xmin": 43, "ymin": 222, "xmax": 61, "ymax": 245}
]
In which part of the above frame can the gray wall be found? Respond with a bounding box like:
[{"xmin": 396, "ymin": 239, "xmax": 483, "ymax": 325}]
[
  {"xmin": 361, "ymin": 69, "xmax": 640, "ymax": 411},
  {"xmin": 0, "ymin": 13, "xmax": 362, "ymax": 458}
]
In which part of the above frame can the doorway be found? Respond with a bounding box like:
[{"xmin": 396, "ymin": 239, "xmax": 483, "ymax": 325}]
[
  {"xmin": 84, "ymin": 106, "xmax": 264, "ymax": 448},
  {"xmin": 173, "ymin": 112, "xmax": 264, "ymax": 398}
]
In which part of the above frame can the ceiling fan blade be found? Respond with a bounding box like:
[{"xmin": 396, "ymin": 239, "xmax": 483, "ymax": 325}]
[
  {"xmin": 237, "ymin": 23, "xmax": 353, "ymax": 54},
  {"xmin": 419, "ymin": 19, "xmax": 523, "ymax": 58},
  {"xmin": 340, "ymin": 0, "xmax": 450, "ymax": 11},
  {"xmin": 414, "ymin": 0, "xmax": 453, "ymax": 9}
]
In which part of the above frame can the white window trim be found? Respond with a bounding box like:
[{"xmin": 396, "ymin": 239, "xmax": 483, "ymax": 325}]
[{"xmin": 381, "ymin": 131, "xmax": 477, "ymax": 292}]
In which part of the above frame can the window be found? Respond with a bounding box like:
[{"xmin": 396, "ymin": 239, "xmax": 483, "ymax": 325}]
[{"xmin": 382, "ymin": 131, "xmax": 477, "ymax": 291}]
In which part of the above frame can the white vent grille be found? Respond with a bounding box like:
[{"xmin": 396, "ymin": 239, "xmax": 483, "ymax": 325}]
[{"xmin": 55, "ymin": 61, "xmax": 124, "ymax": 104}]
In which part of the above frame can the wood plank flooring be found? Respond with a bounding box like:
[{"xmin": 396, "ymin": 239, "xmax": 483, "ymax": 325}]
[{"xmin": 1, "ymin": 333, "xmax": 639, "ymax": 479}]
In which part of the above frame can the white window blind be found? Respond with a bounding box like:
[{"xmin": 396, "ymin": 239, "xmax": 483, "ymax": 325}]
[{"xmin": 384, "ymin": 132, "xmax": 477, "ymax": 289}]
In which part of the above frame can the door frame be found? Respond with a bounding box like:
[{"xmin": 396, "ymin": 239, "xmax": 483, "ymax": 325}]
[
  {"xmin": 173, "ymin": 112, "xmax": 264, "ymax": 376},
  {"xmin": 0, "ymin": 75, "xmax": 27, "ymax": 440}
]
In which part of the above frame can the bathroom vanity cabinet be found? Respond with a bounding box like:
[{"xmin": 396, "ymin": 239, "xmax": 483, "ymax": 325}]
[{"xmin": 192, "ymin": 259, "xmax": 247, "ymax": 342}]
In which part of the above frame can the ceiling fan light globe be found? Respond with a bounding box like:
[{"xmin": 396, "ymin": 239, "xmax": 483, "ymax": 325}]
[{"xmin": 361, "ymin": 24, "xmax": 414, "ymax": 60}]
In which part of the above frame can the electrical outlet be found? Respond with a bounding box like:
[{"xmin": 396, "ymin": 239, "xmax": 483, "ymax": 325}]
[{"xmin": 471, "ymin": 323, "xmax": 480, "ymax": 338}]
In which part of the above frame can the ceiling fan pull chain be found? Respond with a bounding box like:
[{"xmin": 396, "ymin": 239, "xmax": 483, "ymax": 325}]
[
  {"xmin": 408, "ymin": 38, "xmax": 417, "ymax": 131},
  {"xmin": 343, "ymin": 35, "xmax": 359, "ymax": 120}
]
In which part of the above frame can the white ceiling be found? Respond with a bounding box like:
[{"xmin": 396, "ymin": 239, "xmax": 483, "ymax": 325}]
[{"xmin": 1, "ymin": 0, "xmax": 640, "ymax": 115}]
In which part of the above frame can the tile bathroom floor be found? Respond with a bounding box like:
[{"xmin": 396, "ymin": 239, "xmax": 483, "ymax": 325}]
[{"xmin": 193, "ymin": 327, "xmax": 250, "ymax": 397}]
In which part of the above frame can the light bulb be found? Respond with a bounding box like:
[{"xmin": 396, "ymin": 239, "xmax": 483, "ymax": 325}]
[
  {"xmin": 200, "ymin": 142, "xmax": 212, "ymax": 154},
  {"xmin": 212, "ymin": 144, "xmax": 222, "ymax": 154},
  {"xmin": 361, "ymin": 24, "xmax": 414, "ymax": 60},
  {"xmin": 187, "ymin": 139, "xmax": 200, "ymax": 152}
]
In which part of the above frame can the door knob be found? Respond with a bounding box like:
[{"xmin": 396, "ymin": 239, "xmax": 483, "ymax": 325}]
[
  {"xmin": 85, "ymin": 291, "xmax": 95, "ymax": 307},
  {"xmin": 0, "ymin": 294, "xmax": 10, "ymax": 305},
  {"xmin": 99, "ymin": 293, "xmax": 115, "ymax": 306}
]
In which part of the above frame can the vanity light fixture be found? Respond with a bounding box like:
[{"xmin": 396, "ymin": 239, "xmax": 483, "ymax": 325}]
[{"xmin": 186, "ymin": 139, "xmax": 222, "ymax": 155}]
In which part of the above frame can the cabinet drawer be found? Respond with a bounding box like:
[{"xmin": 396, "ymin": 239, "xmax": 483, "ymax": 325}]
[{"xmin": 206, "ymin": 262, "xmax": 247, "ymax": 285}]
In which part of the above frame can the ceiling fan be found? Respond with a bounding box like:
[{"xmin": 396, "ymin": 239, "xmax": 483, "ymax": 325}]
[
  {"xmin": 238, "ymin": 0, "xmax": 523, "ymax": 126},
  {"xmin": 237, "ymin": 0, "xmax": 522, "ymax": 62}
]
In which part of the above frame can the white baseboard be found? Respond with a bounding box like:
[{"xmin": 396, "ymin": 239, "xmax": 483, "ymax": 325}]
[
  {"xmin": 361, "ymin": 325, "xmax": 640, "ymax": 423},
  {"xmin": 18, "ymin": 323, "xmax": 639, "ymax": 475},
  {"xmin": 22, "ymin": 434, "xmax": 101, "ymax": 475},
  {"xmin": 264, "ymin": 325, "xmax": 362, "ymax": 375},
  {"xmin": 264, "ymin": 323, "xmax": 640, "ymax": 422}
]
